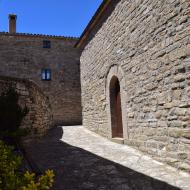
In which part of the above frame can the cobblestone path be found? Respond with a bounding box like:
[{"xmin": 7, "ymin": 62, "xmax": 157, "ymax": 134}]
[{"xmin": 24, "ymin": 126, "xmax": 190, "ymax": 190}]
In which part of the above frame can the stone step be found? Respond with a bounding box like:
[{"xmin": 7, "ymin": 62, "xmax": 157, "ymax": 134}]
[{"xmin": 111, "ymin": 137, "xmax": 124, "ymax": 144}]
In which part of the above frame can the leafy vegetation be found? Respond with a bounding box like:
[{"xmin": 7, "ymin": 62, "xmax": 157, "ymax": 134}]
[
  {"xmin": 0, "ymin": 86, "xmax": 55, "ymax": 189},
  {"xmin": 0, "ymin": 141, "xmax": 54, "ymax": 190}
]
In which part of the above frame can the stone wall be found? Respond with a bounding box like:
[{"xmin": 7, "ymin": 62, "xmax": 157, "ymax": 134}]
[
  {"xmin": 0, "ymin": 76, "xmax": 53, "ymax": 137},
  {"xmin": 80, "ymin": 0, "xmax": 190, "ymax": 172},
  {"xmin": 0, "ymin": 33, "xmax": 82, "ymax": 125}
]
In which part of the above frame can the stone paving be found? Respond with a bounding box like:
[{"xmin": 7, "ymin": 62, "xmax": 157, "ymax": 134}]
[{"xmin": 24, "ymin": 126, "xmax": 190, "ymax": 190}]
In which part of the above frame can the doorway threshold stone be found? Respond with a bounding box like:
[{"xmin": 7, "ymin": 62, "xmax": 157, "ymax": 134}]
[{"xmin": 111, "ymin": 137, "xmax": 124, "ymax": 144}]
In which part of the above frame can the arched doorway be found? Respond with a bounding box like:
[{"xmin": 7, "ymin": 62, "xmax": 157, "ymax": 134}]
[{"xmin": 109, "ymin": 76, "xmax": 123, "ymax": 138}]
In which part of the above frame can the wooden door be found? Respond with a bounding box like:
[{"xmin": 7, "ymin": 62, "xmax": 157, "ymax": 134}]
[
  {"xmin": 110, "ymin": 76, "xmax": 123, "ymax": 138},
  {"xmin": 115, "ymin": 91, "xmax": 123, "ymax": 138}
]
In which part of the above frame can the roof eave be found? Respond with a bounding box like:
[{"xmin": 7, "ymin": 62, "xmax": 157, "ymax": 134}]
[
  {"xmin": 75, "ymin": 0, "xmax": 111, "ymax": 48},
  {"xmin": 0, "ymin": 32, "xmax": 79, "ymax": 41}
]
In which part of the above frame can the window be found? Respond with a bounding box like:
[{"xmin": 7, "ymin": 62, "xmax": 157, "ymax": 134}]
[
  {"xmin": 43, "ymin": 40, "xmax": 51, "ymax": 48},
  {"xmin": 41, "ymin": 69, "xmax": 51, "ymax": 81}
]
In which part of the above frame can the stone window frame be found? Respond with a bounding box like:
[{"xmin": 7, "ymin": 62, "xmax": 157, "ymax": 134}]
[{"xmin": 105, "ymin": 65, "xmax": 129, "ymax": 140}]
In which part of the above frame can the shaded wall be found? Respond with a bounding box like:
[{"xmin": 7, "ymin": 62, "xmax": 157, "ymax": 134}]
[
  {"xmin": 0, "ymin": 34, "xmax": 82, "ymax": 125},
  {"xmin": 0, "ymin": 76, "xmax": 53, "ymax": 137}
]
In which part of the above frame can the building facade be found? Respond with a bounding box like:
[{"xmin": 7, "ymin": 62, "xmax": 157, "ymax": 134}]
[
  {"xmin": 78, "ymin": 0, "xmax": 190, "ymax": 172},
  {"xmin": 0, "ymin": 15, "xmax": 82, "ymax": 126},
  {"xmin": 1, "ymin": 0, "xmax": 190, "ymax": 172}
]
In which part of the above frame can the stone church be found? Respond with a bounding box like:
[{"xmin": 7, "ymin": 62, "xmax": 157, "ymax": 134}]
[
  {"xmin": 1, "ymin": 0, "xmax": 190, "ymax": 172},
  {"xmin": 77, "ymin": 0, "xmax": 190, "ymax": 172}
]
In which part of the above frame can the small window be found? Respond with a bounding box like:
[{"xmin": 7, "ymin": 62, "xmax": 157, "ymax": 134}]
[
  {"xmin": 43, "ymin": 40, "xmax": 51, "ymax": 48},
  {"xmin": 41, "ymin": 69, "xmax": 51, "ymax": 81}
]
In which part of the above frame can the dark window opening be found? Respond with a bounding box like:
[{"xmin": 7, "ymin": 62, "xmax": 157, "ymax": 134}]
[
  {"xmin": 43, "ymin": 40, "xmax": 51, "ymax": 48},
  {"xmin": 41, "ymin": 69, "xmax": 51, "ymax": 81},
  {"xmin": 110, "ymin": 76, "xmax": 123, "ymax": 138}
]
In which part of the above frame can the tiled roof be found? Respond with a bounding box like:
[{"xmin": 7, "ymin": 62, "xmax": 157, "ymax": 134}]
[{"xmin": 0, "ymin": 31, "xmax": 78, "ymax": 40}]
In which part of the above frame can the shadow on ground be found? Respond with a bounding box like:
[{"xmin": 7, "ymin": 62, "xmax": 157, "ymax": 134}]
[{"xmin": 23, "ymin": 127, "xmax": 181, "ymax": 190}]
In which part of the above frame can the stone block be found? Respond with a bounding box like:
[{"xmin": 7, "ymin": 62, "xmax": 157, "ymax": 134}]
[
  {"xmin": 182, "ymin": 131, "xmax": 190, "ymax": 139},
  {"xmin": 178, "ymin": 162, "xmax": 190, "ymax": 172},
  {"xmin": 168, "ymin": 128, "xmax": 183, "ymax": 138},
  {"xmin": 128, "ymin": 112, "xmax": 135, "ymax": 118},
  {"xmin": 178, "ymin": 152, "xmax": 188, "ymax": 160}
]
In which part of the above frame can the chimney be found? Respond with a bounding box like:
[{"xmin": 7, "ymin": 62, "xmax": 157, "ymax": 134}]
[{"xmin": 9, "ymin": 14, "xmax": 17, "ymax": 33}]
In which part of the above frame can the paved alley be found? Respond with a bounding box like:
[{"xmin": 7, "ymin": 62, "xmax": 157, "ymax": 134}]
[{"xmin": 24, "ymin": 126, "xmax": 190, "ymax": 190}]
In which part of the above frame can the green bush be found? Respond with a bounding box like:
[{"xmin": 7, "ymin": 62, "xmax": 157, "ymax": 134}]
[
  {"xmin": 0, "ymin": 86, "xmax": 29, "ymax": 143},
  {"xmin": 0, "ymin": 141, "xmax": 54, "ymax": 190}
]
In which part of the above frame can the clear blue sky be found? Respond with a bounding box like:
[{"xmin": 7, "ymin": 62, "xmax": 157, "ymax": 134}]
[{"xmin": 0, "ymin": 0, "xmax": 102, "ymax": 37}]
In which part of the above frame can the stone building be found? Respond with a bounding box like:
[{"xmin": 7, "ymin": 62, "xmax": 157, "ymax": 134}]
[
  {"xmin": 0, "ymin": 15, "xmax": 82, "ymax": 126},
  {"xmin": 77, "ymin": 0, "xmax": 190, "ymax": 172},
  {"xmin": 1, "ymin": 0, "xmax": 190, "ymax": 172}
]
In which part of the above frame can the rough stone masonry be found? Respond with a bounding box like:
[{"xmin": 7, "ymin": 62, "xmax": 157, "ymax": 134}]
[
  {"xmin": 0, "ymin": 76, "xmax": 53, "ymax": 137},
  {"xmin": 0, "ymin": 32, "xmax": 82, "ymax": 126},
  {"xmin": 80, "ymin": 0, "xmax": 190, "ymax": 172}
]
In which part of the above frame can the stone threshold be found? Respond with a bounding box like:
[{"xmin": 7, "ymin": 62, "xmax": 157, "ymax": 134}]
[{"xmin": 111, "ymin": 137, "xmax": 124, "ymax": 144}]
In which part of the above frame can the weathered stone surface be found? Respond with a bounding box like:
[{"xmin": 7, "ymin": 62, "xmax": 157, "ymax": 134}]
[
  {"xmin": 182, "ymin": 131, "xmax": 190, "ymax": 139},
  {"xmin": 0, "ymin": 34, "xmax": 82, "ymax": 125},
  {"xmin": 178, "ymin": 153, "xmax": 188, "ymax": 160},
  {"xmin": 0, "ymin": 76, "xmax": 52, "ymax": 137},
  {"xmin": 168, "ymin": 128, "xmax": 184, "ymax": 138},
  {"xmin": 179, "ymin": 163, "xmax": 190, "ymax": 173},
  {"xmin": 80, "ymin": 0, "xmax": 190, "ymax": 172}
]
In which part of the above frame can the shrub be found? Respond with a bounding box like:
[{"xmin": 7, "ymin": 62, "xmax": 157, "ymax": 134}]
[
  {"xmin": 0, "ymin": 141, "xmax": 54, "ymax": 190},
  {"xmin": 0, "ymin": 140, "xmax": 22, "ymax": 189}
]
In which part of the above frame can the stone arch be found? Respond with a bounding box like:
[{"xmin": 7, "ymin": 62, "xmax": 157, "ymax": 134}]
[{"xmin": 105, "ymin": 65, "xmax": 128, "ymax": 140}]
